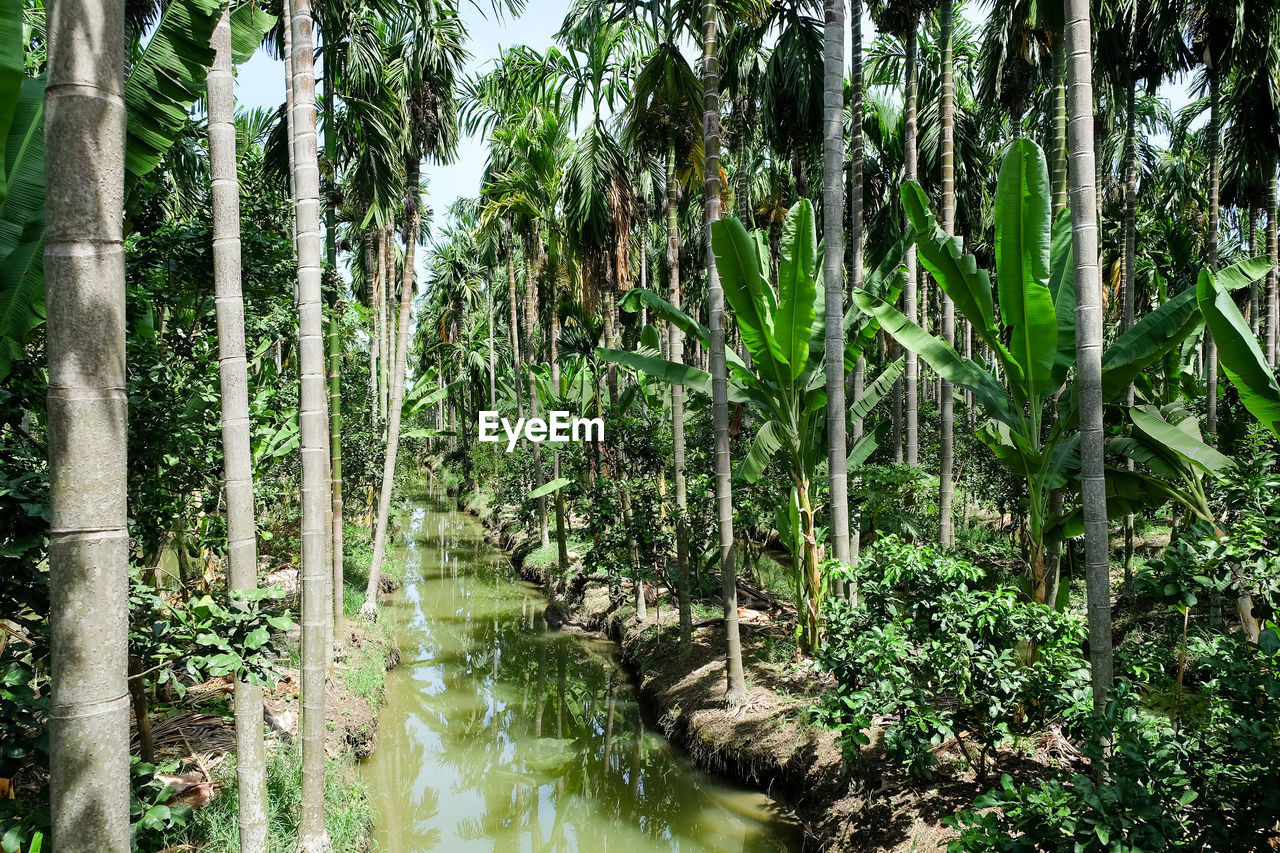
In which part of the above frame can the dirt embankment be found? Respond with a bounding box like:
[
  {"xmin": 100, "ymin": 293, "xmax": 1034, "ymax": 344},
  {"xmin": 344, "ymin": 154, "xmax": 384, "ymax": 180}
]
[{"xmin": 463, "ymin": 493, "xmax": 990, "ymax": 853}]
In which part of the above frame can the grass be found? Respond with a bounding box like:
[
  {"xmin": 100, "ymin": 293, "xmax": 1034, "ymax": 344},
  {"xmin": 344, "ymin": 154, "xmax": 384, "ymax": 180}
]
[
  {"xmin": 340, "ymin": 629, "xmax": 392, "ymax": 704},
  {"xmin": 341, "ymin": 521, "xmax": 401, "ymax": 616},
  {"xmin": 524, "ymin": 536, "xmax": 588, "ymax": 569},
  {"xmin": 177, "ymin": 743, "xmax": 374, "ymax": 852}
]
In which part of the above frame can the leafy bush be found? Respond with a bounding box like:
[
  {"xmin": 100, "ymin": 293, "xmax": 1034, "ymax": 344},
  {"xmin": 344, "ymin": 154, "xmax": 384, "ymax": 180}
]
[
  {"xmin": 815, "ymin": 537, "xmax": 1089, "ymax": 777},
  {"xmin": 946, "ymin": 676, "xmax": 1280, "ymax": 852}
]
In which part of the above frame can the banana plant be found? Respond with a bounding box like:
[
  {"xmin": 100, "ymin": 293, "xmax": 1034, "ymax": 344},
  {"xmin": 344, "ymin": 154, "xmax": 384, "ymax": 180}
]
[
  {"xmin": 855, "ymin": 139, "xmax": 1223, "ymax": 606},
  {"xmin": 0, "ymin": 0, "xmax": 276, "ymax": 378},
  {"xmin": 603, "ymin": 200, "xmax": 905, "ymax": 653},
  {"xmin": 1197, "ymin": 267, "xmax": 1280, "ymax": 438}
]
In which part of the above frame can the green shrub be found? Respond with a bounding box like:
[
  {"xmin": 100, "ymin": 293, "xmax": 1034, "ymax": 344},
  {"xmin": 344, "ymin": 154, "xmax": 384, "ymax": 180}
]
[{"xmin": 815, "ymin": 537, "xmax": 1089, "ymax": 778}]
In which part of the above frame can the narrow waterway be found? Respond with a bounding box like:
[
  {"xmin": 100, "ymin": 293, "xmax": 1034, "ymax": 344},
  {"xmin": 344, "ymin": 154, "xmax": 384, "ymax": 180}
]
[{"xmin": 362, "ymin": 492, "xmax": 802, "ymax": 852}]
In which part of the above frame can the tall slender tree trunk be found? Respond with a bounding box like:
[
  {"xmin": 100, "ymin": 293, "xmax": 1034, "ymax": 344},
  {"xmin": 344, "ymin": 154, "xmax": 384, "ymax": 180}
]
[
  {"xmin": 385, "ymin": 226, "xmax": 396, "ymax": 429},
  {"xmin": 524, "ymin": 245, "xmax": 549, "ymax": 548},
  {"xmin": 848, "ymin": 0, "xmax": 865, "ymax": 565},
  {"xmin": 938, "ymin": 2, "xmax": 956, "ymax": 550},
  {"xmin": 665, "ymin": 133, "xmax": 693, "ymax": 655},
  {"xmin": 1051, "ymin": 37, "xmax": 1068, "ymax": 217},
  {"xmin": 487, "ymin": 273, "xmax": 496, "ymax": 407},
  {"xmin": 509, "ymin": 246, "xmax": 524, "ymax": 419},
  {"xmin": 1248, "ymin": 207, "xmax": 1260, "ymax": 334},
  {"xmin": 1065, "ymin": 0, "xmax": 1114, "ymax": 715},
  {"xmin": 1122, "ymin": 82, "xmax": 1138, "ymax": 595},
  {"xmin": 360, "ymin": 164, "xmax": 420, "ymax": 620},
  {"xmin": 903, "ymin": 25, "xmax": 919, "ymax": 468},
  {"xmin": 703, "ymin": 0, "xmax": 747, "ymax": 703},
  {"xmin": 1206, "ymin": 71, "xmax": 1221, "ymax": 435},
  {"xmin": 1267, "ymin": 168, "xmax": 1277, "ymax": 367},
  {"xmin": 207, "ymin": 13, "xmax": 267, "ymax": 848},
  {"xmin": 368, "ymin": 236, "xmax": 381, "ymax": 428},
  {"xmin": 286, "ymin": 1, "xmax": 331, "ymax": 847},
  {"xmin": 45, "ymin": 1, "xmax": 130, "ymax": 847},
  {"xmin": 823, "ymin": 0, "xmax": 851, "ymax": 572},
  {"xmin": 328, "ymin": 298, "xmax": 343, "ymax": 633},
  {"xmin": 320, "ymin": 27, "xmax": 342, "ymax": 634}
]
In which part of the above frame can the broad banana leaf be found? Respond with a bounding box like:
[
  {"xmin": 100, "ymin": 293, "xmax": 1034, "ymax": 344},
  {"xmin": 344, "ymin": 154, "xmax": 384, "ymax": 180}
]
[
  {"xmin": 1196, "ymin": 269, "xmax": 1280, "ymax": 436},
  {"xmin": 1109, "ymin": 437, "xmax": 1183, "ymax": 481},
  {"xmin": 994, "ymin": 138, "xmax": 1057, "ymax": 399},
  {"xmin": 0, "ymin": 0, "xmax": 23, "ymax": 199},
  {"xmin": 853, "ymin": 290, "xmax": 1020, "ymax": 430},
  {"xmin": 527, "ymin": 477, "xmax": 571, "ymax": 500},
  {"xmin": 620, "ymin": 287, "xmax": 748, "ymax": 370},
  {"xmin": 0, "ymin": 75, "xmax": 44, "ymax": 378},
  {"xmin": 1130, "ymin": 404, "xmax": 1230, "ymax": 476},
  {"xmin": 845, "ymin": 230, "xmax": 912, "ymax": 358},
  {"xmin": 1047, "ymin": 211, "xmax": 1075, "ymax": 390},
  {"xmin": 598, "ymin": 347, "xmax": 712, "ymax": 398},
  {"xmin": 849, "ymin": 357, "xmax": 904, "ymax": 424},
  {"xmin": 901, "ymin": 180, "xmax": 998, "ymax": 349},
  {"xmin": 735, "ymin": 419, "xmax": 782, "ymax": 483},
  {"xmin": 1098, "ymin": 286, "xmax": 1202, "ymax": 402},
  {"xmin": 712, "ymin": 216, "xmax": 784, "ymax": 383},
  {"xmin": 124, "ymin": 0, "xmax": 223, "ymax": 180},
  {"xmin": 620, "ymin": 287, "xmax": 707, "ymax": 341},
  {"xmin": 775, "ymin": 200, "xmax": 817, "ymax": 379},
  {"xmin": 1052, "ymin": 467, "xmax": 1202, "ymax": 540},
  {"xmin": 847, "ymin": 420, "xmax": 889, "ymax": 469},
  {"xmin": 229, "ymin": 4, "xmax": 277, "ymax": 65}
]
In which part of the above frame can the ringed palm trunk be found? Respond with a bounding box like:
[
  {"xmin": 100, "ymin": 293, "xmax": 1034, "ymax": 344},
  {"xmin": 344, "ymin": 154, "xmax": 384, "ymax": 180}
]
[
  {"xmin": 328, "ymin": 298, "xmax": 344, "ymax": 633},
  {"xmin": 45, "ymin": 0, "xmax": 130, "ymax": 846},
  {"xmin": 1205, "ymin": 70, "xmax": 1221, "ymax": 435},
  {"xmin": 509, "ymin": 247, "xmax": 524, "ymax": 419},
  {"xmin": 1051, "ymin": 37, "xmax": 1068, "ymax": 216},
  {"xmin": 1268, "ymin": 168, "xmax": 1278, "ymax": 367},
  {"xmin": 703, "ymin": 0, "xmax": 747, "ymax": 703},
  {"xmin": 665, "ymin": 132, "xmax": 693, "ymax": 655},
  {"xmin": 847, "ymin": 0, "xmax": 865, "ymax": 566},
  {"xmin": 1064, "ymin": 0, "xmax": 1114, "ymax": 714},
  {"xmin": 360, "ymin": 163, "xmax": 421, "ymax": 620},
  {"xmin": 207, "ymin": 12, "xmax": 267, "ymax": 848},
  {"xmin": 938, "ymin": 1, "xmax": 956, "ymax": 550},
  {"xmin": 376, "ymin": 232, "xmax": 387, "ymax": 424},
  {"xmin": 903, "ymin": 23, "xmax": 919, "ymax": 469},
  {"xmin": 823, "ymin": 0, "xmax": 850, "ymax": 569},
  {"xmin": 1121, "ymin": 82, "xmax": 1138, "ymax": 594},
  {"xmin": 287, "ymin": 0, "xmax": 331, "ymax": 847}
]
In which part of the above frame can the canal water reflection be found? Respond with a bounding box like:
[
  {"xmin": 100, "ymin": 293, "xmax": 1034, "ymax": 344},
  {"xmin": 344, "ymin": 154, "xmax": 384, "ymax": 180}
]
[{"xmin": 362, "ymin": 494, "xmax": 801, "ymax": 853}]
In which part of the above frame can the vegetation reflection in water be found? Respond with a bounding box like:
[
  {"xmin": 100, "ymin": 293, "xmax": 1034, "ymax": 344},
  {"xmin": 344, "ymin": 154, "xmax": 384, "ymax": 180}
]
[{"xmin": 363, "ymin": 495, "xmax": 802, "ymax": 853}]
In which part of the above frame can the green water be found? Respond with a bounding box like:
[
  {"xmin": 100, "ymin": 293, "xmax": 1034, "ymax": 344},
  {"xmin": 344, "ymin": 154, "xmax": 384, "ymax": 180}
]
[{"xmin": 362, "ymin": 494, "xmax": 802, "ymax": 853}]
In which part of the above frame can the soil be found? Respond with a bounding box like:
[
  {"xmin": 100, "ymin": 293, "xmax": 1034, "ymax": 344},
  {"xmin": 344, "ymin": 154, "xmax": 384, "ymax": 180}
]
[{"xmin": 468, "ymin": 491, "xmax": 1076, "ymax": 853}]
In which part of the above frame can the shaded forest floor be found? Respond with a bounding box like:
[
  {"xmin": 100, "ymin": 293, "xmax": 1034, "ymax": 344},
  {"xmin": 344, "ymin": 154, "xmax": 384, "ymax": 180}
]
[
  {"xmin": 461, "ymin": 487, "xmax": 1087, "ymax": 853},
  {"xmin": 134, "ymin": 521, "xmax": 403, "ymax": 849}
]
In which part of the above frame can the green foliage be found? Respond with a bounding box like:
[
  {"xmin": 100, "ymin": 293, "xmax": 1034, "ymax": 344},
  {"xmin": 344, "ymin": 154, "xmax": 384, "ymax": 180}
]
[
  {"xmin": 815, "ymin": 537, "xmax": 1089, "ymax": 776},
  {"xmin": 128, "ymin": 571, "xmax": 293, "ymax": 695},
  {"xmin": 177, "ymin": 746, "xmax": 374, "ymax": 852},
  {"xmin": 947, "ymin": 678, "xmax": 1280, "ymax": 852}
]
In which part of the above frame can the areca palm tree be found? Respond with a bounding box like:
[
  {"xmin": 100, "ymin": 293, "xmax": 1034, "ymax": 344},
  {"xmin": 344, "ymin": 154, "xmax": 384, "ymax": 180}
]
[
  {"xmin": 284, "ymin": 0, "xmax": 334, "ymax": 846},
  {"xmin": 207, "ymin": 6, "xmax": 269, "ymax": 847},
  {"xmin": 870, "ymin": 0, "xmax": 933, "ymax": 470},
  {"xmin": 45, "ymin": 0, "xmax": 130, "ymax": 846},
  {"xmin": 822, "ymin": 0, "xmax": 851, "ymax": 572},
  {"xmin": 361, "ymin": 1, "xmax": 469, "ymax": 619},
  {"xmin": 937, "ymin": 0, "xmax": 955, "ymax": 550},
  {"xmin": 1064, "ymin": 0, "xmax": 1114, "ymax": 713},
  {"xmin": 622, "ymin": 4, "xmax": 703, "ymax": 653}
]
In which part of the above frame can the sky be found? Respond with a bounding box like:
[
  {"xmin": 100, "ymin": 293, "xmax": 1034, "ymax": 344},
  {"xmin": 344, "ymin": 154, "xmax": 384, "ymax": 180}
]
[{"xmin": 232, "ymin": 0, "xmax": 1195, "ymax": 270}]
